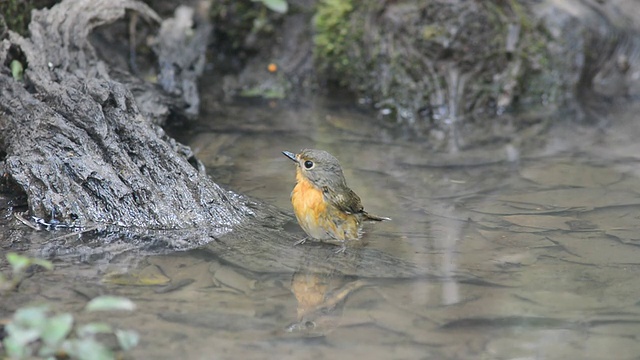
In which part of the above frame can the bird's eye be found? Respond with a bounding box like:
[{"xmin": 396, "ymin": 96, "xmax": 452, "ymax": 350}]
[
  {"xmin": 304, "ymin": 160, "xmax": 314, "ymax": 169},
  {"xmin": 304, "ymin": 321, "xmax": 316, "ymax": 329}
]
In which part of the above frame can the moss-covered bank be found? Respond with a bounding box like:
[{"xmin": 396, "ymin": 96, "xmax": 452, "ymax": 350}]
[{"xmin": 312, "ymin": 0, "xmax": 564, "ymax": 148}]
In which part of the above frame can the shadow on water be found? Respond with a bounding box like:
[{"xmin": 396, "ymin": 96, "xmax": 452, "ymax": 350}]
[{"xmin": 3, "ymin": 96, "xmax": 640, "ymax": 358}]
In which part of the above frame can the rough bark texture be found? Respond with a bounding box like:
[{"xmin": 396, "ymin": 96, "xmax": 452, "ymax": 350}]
[{"xmin": 0, "ymin": 0, "xmax": 249, "ymax": 229}]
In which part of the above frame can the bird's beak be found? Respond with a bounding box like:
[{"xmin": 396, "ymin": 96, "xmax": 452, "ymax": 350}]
[{"xmin": 282, "ymin": 151, "xmax": 297, "ymax": 162}]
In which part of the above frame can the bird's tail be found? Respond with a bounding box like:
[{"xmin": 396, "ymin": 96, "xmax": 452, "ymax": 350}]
[{"xmin": 362, "ymin": 212, "xmax": 391, "ymax": 222}]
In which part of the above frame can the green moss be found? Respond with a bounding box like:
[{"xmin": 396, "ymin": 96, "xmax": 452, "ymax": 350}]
[
  {"xmin": 210, "ymin": 0, "xmax": 261, "ymax": 51},
  {"xmin": 0, "ymin": 0, "xmax": 57, "ymax": 36},
  {"xmin": 507, "ymin": 0, "xmax": 533, "ymax": 30},
  {"xmin": 477, "ymin": 0, "xmax": 559, "ymax": 112},
  {"xmin": 0, "ymin": 0, "xmax": 30, "ymax": 35},
  {"xmin": 421, "ymin": 25, "xmax": 447, "ymax": 40},
  {"xmin": 313, "ymin": 0, "xmax": 354, "ymax": 80}
]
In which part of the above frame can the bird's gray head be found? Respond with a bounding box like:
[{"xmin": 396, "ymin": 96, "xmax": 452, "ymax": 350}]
[{"xmin": 282, "ymin": 149, "xmax": 347, "ymax": 188}]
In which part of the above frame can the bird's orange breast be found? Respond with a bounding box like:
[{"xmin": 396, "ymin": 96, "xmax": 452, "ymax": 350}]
[
  {"xmin": 291, "ymin": 169, "xmax": 359, "ymax": 241},
  {"xmin": 291, "ymin": 170, "xmax": 328, "ymax": 237}
]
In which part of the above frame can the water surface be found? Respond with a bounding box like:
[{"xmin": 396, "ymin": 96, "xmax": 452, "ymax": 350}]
[{"xmin": 2, "ymin": 98, "xmax": 640, "ymax": 359}]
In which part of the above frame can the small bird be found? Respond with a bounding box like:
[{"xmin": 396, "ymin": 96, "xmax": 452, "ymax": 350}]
[{"xmin": 282, "ymin": 149, "xmax": 390, "ymax": 251}]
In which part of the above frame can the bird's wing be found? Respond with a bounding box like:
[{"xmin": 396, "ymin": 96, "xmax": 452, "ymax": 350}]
[{"xmin": 323, "ymin": 186, "xmax": 364, "ymax": 215}]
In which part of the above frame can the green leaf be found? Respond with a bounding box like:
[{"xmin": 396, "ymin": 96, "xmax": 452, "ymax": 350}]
[
  {"xmin": 114, "ymin": 329, "xmax": 139, "ymax": 351},
  {"xmin": 4, "ymin": 324, "xmax": 41, "ymax": 347},
  {"xmin": 4, "ymin": 306, "xmax": 49, "ymax": 357},
  {"xmin": 4, "ymin": 330, "xmax": 36, "ymax": 358},
  {"xmin": 76, "ymin": 323, "xmax": 113, "ymax": 338},
  {"xmin": 254, "ymin": 0, "xmax": 288, "ymax": 13},
  {"xmin": 85, "ymin": 296, "xmax": 136, "ymax": 312},
  {"xmin": 61, "ymin": 338, "xmax": 114, "ymax": 360},
  {"xmin": 41, "ymin": 313, "xmax": 73, "ymax": 346},
  {"xmin": 13, "ymin": 306, "xmax": 49, "ymax": 329},
  {"xmin": 7, "ymin": 253, "xmax": 31, "ymax": 275},
  {"xmin": 5, "ymin": 253, "xmax": 53, "ymax": 275},
  {"xmin": 38, "ymin": 343, "xmax": 60, "ymax": 357},
  {"xmin": 10, "ymin": 60, "xmax": 24, "ymax": 81}
]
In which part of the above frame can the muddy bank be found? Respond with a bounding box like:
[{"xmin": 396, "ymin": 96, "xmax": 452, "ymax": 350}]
[{"xmin": 216, "ymin": 0, "xmax": 640, "ymax": 149}]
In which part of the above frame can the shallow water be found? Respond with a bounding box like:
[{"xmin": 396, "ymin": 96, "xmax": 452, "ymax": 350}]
[{"xmin": 3, "ymin": 98, "xmax": 640, "ymax": 359}]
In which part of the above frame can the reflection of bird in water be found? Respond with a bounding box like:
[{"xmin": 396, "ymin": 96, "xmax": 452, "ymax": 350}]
[
  {"xmin": 286, "ymin": 270, "xmax": 370, "ymax": 337},
  {"xmin": 282, "ymin": 149, "xmax": 390, "ymax": 252}
]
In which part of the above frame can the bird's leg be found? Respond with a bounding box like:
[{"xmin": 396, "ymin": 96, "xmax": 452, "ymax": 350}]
[
  {"xmin": 293, "ymin": 237, "xmax": 309, "ymax": 246},
  {"xmin": 334, "ymin": 243, "xmax": 347, "ymax": 254}
]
